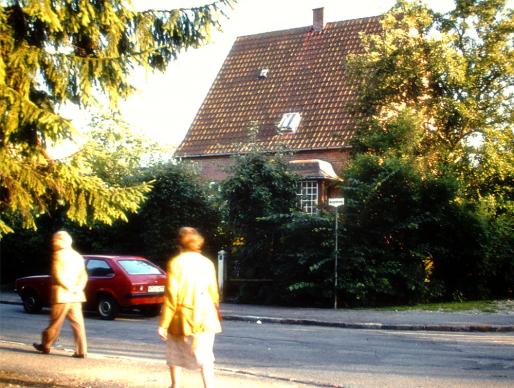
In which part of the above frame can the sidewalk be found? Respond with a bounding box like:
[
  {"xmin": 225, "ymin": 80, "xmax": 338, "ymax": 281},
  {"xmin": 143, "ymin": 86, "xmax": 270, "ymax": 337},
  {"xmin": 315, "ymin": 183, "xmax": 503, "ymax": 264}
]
[
  {"xmin": 221, "ymin": 302, "xmax": 514, "ymax": 332},
  {"xmin": 0, "ymin": 341, "xmax": 302, "ymax": 387},
  {"xmin": 2, "ymin": 291, "xmax": 513, "ymax": 332}
]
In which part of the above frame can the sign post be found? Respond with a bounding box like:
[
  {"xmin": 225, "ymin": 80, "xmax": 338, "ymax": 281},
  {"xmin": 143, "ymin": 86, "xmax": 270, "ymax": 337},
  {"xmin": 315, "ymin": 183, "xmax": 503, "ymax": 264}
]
[{"xmin": 328, "ymin": 197, "xmax": 344, "ymax": 309}]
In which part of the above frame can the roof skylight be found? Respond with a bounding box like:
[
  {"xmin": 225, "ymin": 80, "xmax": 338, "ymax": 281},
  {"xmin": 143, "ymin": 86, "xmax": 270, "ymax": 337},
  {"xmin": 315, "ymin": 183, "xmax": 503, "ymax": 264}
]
[{"xmin": 278, "ymin": 112, "xmax": 301, "ymax": 133}]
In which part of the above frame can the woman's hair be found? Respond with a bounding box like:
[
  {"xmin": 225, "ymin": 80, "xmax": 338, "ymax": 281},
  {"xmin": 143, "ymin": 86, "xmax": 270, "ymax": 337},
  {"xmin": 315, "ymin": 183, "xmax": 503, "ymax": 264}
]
[
  {"xmin": 53, "ymin": 230, "xmax": 73, "ymax": 249},
  {"xmin": 177, "ymin": 227, "xmax": 204, "ymax": 252}
]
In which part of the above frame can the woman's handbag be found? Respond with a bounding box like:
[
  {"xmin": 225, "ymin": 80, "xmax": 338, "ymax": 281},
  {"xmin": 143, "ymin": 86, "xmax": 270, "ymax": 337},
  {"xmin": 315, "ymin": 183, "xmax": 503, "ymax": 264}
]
[{"xmin": 170, "ymin": 304, "xmax": 199, "ymax": 336}]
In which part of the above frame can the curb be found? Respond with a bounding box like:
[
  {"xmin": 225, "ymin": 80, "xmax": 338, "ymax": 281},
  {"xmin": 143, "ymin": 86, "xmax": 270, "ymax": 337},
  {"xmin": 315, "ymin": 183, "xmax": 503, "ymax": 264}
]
[
  {"xmin": 0, "ymin": 300, "xmax": 21, "ymax": 306},
  {"xmin": 222, "ymin": 315, "xmax": 514, "ymax": 333},
  {"xmin": 3, "ymin": 299, "xmax": 513, "ymax": 333}
]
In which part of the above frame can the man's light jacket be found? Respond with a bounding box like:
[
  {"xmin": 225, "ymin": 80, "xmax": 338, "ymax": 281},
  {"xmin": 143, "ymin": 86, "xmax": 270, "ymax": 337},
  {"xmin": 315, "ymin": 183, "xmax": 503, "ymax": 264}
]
[{"xmin": 51, "ymin": 238, "xmax": 87, "ymax": 304}]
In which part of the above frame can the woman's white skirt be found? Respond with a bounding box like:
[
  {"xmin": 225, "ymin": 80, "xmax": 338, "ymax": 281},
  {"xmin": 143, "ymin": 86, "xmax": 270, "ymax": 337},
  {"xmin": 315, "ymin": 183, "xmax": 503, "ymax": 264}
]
[{"xmin": 166, "ymin": 332, "xmax": 215, "ymax": 370}]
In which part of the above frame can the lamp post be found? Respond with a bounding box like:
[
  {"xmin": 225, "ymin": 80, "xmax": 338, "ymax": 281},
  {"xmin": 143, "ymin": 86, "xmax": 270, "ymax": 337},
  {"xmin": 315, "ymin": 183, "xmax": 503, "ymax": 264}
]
[{"xmin": 328, "ymin": 197, "xmax": 344, "ymax": 309}]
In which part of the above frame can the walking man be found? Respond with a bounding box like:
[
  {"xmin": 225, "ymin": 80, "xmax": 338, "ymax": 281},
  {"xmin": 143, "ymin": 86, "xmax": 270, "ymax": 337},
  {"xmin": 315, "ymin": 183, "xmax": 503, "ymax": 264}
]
[{"xmin": 33, "ymin": 230, "xmax": 88, "ymax": 358}]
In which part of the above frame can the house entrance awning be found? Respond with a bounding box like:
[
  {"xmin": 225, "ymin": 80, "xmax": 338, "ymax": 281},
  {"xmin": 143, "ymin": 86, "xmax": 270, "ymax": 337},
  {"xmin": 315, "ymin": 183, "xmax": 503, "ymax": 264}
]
[{"xmin": 288, "ymin": 159, "xmax": 342, "ymax": 181}]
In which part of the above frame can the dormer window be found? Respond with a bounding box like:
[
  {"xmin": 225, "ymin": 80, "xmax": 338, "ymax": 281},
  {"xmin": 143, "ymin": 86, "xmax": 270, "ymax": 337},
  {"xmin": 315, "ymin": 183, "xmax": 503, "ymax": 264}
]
[
  {"xmin": 278, "ymin": 112, "xmax": 301, "ymax": 133},
  {"xmin": 259, "ymin": 68, "xmax": 269, "ymax": 78}
]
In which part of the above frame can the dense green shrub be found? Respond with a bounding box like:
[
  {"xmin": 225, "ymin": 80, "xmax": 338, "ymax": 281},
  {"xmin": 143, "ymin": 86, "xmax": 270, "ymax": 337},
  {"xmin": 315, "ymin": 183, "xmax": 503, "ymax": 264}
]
[
  {"xmin": 271, "ymin": 213, "xmax": 334, "ymax": 306},
  {"xmin": 1, "ymin": 162, "xmax": 222, "ymax": 282},
  {"xmin": 72, "ymin": 162, "xmax": 222, "ymax": 267},
  {"xmin": 221, "ymin": 152, "xmax": 299, "ymax": 303},
  {"xmin": 339, "ymin": 154, "xmax": 493, "ymax": 306}
]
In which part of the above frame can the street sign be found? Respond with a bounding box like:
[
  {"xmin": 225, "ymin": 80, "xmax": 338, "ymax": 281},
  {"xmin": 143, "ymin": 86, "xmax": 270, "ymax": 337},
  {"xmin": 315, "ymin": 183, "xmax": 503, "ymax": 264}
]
[{"xmin": 328, "ymin": 197, "xmax": 345, "ymax": 207}]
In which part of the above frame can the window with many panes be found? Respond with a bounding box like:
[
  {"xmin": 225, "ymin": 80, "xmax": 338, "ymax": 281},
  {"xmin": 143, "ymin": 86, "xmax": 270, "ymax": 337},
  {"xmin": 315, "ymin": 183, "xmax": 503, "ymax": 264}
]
[{"xmin": 298, "ymin": 180, "xmax": 319, "ymax": 214}]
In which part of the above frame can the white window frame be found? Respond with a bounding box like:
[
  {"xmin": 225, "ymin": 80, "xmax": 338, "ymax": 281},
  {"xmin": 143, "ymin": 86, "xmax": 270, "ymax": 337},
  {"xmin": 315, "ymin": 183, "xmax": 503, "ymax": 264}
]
[
  {"xmin": 278, "ymin": 112, "xmax": 301, "ymax": 133},
  {"xmin": 298, "ymin": 180, "xmax": 319, "ymax": 214}
]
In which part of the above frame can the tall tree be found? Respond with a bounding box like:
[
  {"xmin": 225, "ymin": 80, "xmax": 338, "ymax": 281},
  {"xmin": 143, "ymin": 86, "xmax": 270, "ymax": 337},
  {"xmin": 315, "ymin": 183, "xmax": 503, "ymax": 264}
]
[
  {"xmin": 342, "ymin": 0, "xmax": 513, "ymax": 301},
  {"xmin": 0, "ymin": 0, "xmax": 233, "ymax": 236},
  {"xmin": 347, "ymin": 0, "xmax": 513, "ymax": 204}
]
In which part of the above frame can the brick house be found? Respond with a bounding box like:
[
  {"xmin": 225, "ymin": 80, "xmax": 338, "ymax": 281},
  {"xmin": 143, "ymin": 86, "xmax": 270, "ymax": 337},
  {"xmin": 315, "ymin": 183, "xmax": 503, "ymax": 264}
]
[{"xmin": 175, "ymin": 8, "xmax": 381, "ymax": 213}]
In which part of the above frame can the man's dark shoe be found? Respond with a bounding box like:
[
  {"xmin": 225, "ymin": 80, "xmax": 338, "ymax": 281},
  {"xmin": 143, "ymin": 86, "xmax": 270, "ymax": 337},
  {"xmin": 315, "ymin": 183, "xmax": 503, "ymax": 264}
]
[
  {"xmin": 33, "ymin": 343, "xmax": 50, "ymax": 354},
  {"xmin": 72, "ymin": 353, "xmax": 86, "ymax": 358}
]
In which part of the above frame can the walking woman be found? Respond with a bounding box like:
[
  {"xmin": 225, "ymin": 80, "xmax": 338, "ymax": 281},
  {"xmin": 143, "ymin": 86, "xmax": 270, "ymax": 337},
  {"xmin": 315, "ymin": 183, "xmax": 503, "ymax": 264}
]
[{"xmin": 158, "ymin": 227, "xmax": 222, "ymax": 388}]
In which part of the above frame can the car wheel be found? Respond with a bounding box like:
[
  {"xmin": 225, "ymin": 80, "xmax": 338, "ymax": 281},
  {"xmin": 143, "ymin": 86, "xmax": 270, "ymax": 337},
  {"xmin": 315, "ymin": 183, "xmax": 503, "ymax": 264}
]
[
  {"xmin": 97, "ymin": 295, "xmax": 118, "ymax": 320},
  {"xmin": 21, "ymin": 290, "xmax": 42, "ymax": 314},
  {"xmin": 142, "ymin": 304, "xmax": 161, "ymax": 317}
]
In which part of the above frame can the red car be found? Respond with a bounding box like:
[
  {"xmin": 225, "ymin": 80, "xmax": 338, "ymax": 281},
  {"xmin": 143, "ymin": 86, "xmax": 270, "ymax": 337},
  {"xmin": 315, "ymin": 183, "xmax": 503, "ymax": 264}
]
[{"xmin": 15, "ymin": 255, "xmax": 167, "ymax": 320}]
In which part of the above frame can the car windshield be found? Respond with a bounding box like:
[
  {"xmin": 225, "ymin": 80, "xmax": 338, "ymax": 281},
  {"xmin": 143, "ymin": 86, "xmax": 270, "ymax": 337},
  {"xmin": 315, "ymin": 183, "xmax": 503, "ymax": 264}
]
[{"xmin": 118, "ymin": 260, "xmax": 161, "ymax": 275}]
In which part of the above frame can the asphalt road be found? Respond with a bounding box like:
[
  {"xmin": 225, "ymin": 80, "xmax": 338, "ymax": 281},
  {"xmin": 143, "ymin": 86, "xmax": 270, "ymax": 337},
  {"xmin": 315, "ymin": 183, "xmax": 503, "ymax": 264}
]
[{"xmin": 1, "ymin": 303, "xmax": 514, "ymax": 387}]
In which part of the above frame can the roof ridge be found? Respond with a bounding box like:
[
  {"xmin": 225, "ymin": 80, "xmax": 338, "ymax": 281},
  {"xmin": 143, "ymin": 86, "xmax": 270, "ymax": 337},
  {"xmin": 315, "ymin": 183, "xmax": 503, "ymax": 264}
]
[{"xmin": 235, "ymin": 14, "xmax": 383, "ymax": 41}]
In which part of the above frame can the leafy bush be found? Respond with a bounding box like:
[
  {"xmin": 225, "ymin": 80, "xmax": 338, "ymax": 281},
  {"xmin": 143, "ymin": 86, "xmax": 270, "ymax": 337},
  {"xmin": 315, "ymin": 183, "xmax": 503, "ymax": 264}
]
[
  {"xmin": 221, "ymin": 152, "xmax": 301, "ymax": 303},
  {"xmin": 72, "ymin": 161, "xmax": 222, "ymax": 267},
  {"xmin": 339, "ymin": 153, "xmax": 493, "ymax": 306},
  {"xmin": 1, "ymin": 162, "xmax": 222, "ymax": 282},
  {"xmin": 271, "ymin": 212, "xmax": 334, "ymax": 306}
]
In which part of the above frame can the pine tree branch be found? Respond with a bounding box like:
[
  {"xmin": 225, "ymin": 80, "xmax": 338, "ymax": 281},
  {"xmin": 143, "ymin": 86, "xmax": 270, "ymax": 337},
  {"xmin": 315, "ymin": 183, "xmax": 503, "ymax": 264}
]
[
  {"xmin": 9, "ymin": 0, "xmax": 235, "ymax": 64},
  {"xmin": 141, "ymin": 0, "xmax": 234, "ymax": 14},
  {"xmin": 38, "ymin": 42, "xmax": 178, "ymax": 63},
  {"xmin": 1, "ymin": 85, "xmax": 72, "ymax": 127}
]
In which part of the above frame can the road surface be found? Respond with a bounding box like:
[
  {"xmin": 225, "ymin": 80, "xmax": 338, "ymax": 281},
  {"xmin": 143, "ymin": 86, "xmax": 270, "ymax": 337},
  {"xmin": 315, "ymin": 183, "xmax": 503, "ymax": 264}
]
[{"xmin": 1, "ymin": 303, "xmax": 513, "ymax": 387}]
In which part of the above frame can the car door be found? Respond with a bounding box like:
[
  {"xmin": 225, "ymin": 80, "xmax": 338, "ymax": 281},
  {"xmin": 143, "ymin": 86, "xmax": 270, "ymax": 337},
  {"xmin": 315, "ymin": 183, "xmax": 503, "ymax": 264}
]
[{"xmin": 84, "ymin": 258, "xmax": 116, "ymax": 303}]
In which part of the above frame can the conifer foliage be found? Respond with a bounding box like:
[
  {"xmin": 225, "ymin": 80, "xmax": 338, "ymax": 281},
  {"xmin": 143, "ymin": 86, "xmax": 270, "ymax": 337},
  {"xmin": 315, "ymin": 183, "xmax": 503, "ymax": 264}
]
[{"xmin": 0, "ymin": 0, "xmax": 233, "ymax": 236}]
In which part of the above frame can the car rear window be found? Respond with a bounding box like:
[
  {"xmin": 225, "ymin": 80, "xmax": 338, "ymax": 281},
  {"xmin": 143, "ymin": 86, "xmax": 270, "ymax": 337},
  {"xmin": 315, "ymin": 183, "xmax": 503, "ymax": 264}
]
[{"xmin": 118, "ymin": 260, "xmax": 162, "ymax": 275}]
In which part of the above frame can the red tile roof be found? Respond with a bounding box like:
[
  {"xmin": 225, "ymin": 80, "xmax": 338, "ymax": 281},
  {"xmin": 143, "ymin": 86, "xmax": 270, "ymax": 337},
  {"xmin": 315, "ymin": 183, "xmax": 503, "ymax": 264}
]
[{"xmin": 175, "ymin": 16, "xmax": 382, "ymax": 157}]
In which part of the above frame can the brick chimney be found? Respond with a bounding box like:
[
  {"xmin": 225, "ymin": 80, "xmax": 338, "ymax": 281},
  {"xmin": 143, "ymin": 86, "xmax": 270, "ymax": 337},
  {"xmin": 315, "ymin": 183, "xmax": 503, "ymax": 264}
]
[{"xmin": 313, "ymin": 7, "xmax": 325, "ymax": 32}]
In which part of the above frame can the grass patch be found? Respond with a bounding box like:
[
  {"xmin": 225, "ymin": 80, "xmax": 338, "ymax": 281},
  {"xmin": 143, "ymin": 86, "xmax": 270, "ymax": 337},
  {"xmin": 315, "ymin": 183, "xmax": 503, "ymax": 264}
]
[{"xmin": 376, "ymin": 300, "xmax": 508, "ymax": 313}]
